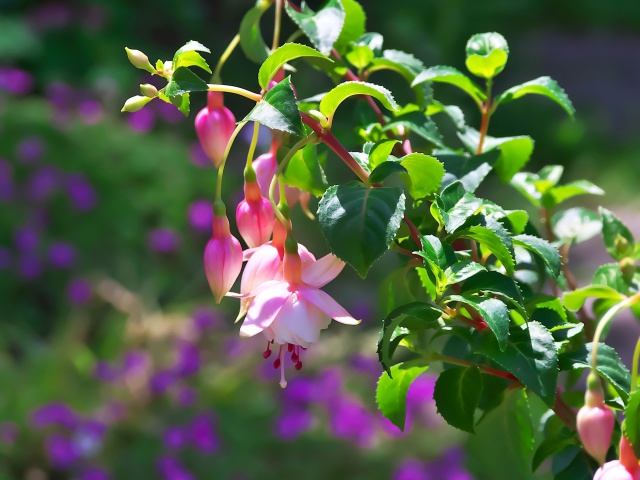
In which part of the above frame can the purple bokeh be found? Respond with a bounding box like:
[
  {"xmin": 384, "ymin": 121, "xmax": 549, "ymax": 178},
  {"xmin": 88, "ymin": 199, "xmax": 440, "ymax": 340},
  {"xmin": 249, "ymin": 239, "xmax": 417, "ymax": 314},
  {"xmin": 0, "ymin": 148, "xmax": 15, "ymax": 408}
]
[
  {"xmin": 0, "ymin": 159, "xmax": 15, "ymax": 202},
  {"xmin": 67, "ymin": 278, "xmax": 92, "ymax": 305},
  {"xmin": 27, "ymin": 166, "xmax": 59, "ymax": 201},
  {"xmin": 66, "ymin": 173, "xmax": 97, "ymax": 211},
  {"xmin": 16, "ymin": 136, "xmax": 45, "ymax": 163},
  {"xmin": 188, "ymin": 414, "xmax": 219, "ymax": 454},
  {"xmin": 45, "ymin": 433, "xmax": 79, "ymax": 468},
  {"xmin": 18, "ymin": 254, "xmax": 43, "ymax": 280},
  {"xmin": 128, "ymin": 109, "xmax": 155, "ymax": 132},
  {"xmin": 32, "ymin": 402, "xmax": 78, "ymax": 429},
  {"xmin": 187, "ymin": 200, "xmax": 213, "ymax": 233},
  {"xmin": 173, "ymin": 342, "xmax": 201, "ymax": 378},
  {"xmin": 189, "ymin": 143, "xmax": 211, "ymax": 168},
  {"xmin": 48, "ymin": 242, "xmax": 77, "ymax": 268},
  {"xmin": 0, "ymin": 68, "xmax": 34, "ymax": 95},
  {"xmin": 148, "ymin": 228, "xmax": 180, "ymax": 253}
]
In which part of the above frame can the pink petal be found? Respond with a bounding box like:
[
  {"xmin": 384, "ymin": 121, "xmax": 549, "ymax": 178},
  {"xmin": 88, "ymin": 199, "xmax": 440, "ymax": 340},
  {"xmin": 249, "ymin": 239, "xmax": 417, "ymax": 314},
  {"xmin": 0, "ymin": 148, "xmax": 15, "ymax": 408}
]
[
  {"xmin": 299, "ymin": 287, "xmax": 360, "ymax": 325},
  {"xmin": 240, "ymin": 283, "xmax": 290, "ymax": 338},
  {"xmin": 302, "ymin": 254, "xmax": 344, "ymax": 287}
]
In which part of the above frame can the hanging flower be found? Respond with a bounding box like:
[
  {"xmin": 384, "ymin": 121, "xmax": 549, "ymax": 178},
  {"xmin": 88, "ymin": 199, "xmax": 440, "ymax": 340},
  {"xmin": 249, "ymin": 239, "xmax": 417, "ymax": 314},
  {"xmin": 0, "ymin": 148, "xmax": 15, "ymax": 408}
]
[
  {"xmin": 236, "ymin": 177, "xmax": 274, "ymax": 248},
  {"xmin": 577, "ymin": 384, "xmax": 615, "ymax": 465},
  {"xmin": 194, "ymin": 91, "xmax": 236, "ymax": 168}
]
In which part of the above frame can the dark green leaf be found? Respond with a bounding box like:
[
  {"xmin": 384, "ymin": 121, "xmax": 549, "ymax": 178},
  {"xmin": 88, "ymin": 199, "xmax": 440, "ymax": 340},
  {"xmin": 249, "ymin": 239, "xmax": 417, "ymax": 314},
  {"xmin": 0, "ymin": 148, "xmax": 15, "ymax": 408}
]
[
  {"xmin": 258, "ymin": 43, "xmax": 331, "ymax": 89},
  {"xmin": 244, "ymin": 77, "xmax": 304, "ymax": 136},
  {"xmin": 465, "ymin": 32, "xmax": 509, "ymax": 78},
  {"xmin": 448, "ymin": 294, "xmax": 510, "ymax": 351},
  {"xmin": 433, "ymin": 366, "xmax": 482, "ymax": 433},
  {"xmin": 239, "ymin": 2, "xmax": 271, "ymax": 63},
  {"xmin": 444, "ymin": 261, "xmax": 487, "ymax": 286},
  {"xmin": 624, "ymin": 389, "xmax": 640, "ymax": 458},
  {"xmin": 600, "ymin": 207, "xmax": 635, "ymax": 260},
  {"xmin": 317, "ymin": 184, "xmax": 405, "ymax": 277},
  {"xmin": 164, "ymin": 67, "xmax": 209, "ymax": 97},
  {"xmin": 532, "ymin": 428, "xmax": 576, "ymax": 472},
  {"xmin": 552, "ymin": 208, "xmax": 602, "ymax": 245},
  {"xmin": 319, "ymin": 81, "xmax": 399, "ymax": 122},
  {"xmin": 412, "ymin": 66, "xmax": 486, "ymax": 104},
  {"xmin": 416, "ymin": 234, "xmax": 458, "ymax": 283},
  {"xmin": 285, "ymin": 0, "xmax": 345, "ymax": 55},
  {"xmin": 282, "ymin": 144, "xmax": 328, "ymax": 196},
  {"xmin": 461, "ymin": 271, "xmax": 526, "ymax": 316},
  {"xmin": 559, "ymin": 343, "xmax": 631, "ymax": 401},
  {"xmin": 479, "ymin": 201, "xmax": 529, "ymax": 235},
  {"xmin": 563, "ymin": 285, "xmax": 625, "ymax": 311},
  {"xmin": 379, "ymin": 267, "xmax": 416, "ymax": 315},
  {"xmin": 368, "ymin": 50, "xmax": 431, "ymax": 106},
  {"xmin": 384, "ymin": 110, "xmax": 445, "ymax": 147},
  {"xmin": 461, "ymin": 223, "xmax": 516, "ymax": 276},
  {"xmin": 435, "ymin": 184, "xmax": 482, "ymax": 233},
  {"xmin": 477, "ymin": 321, "xmax": 558, "ymax": 407},
  {"xmin": 376, "ymin": 363, "xmax": 429, "ymax": 430},
  {"xmin": 513, "ymin": 234, "xmax": 562, "ymax": 280},
  {"xmin": 399, "ymin": 153, "xmax": 445, "ymax": 199},
  {"xmin": 553, "ymin": 446, "xmax": 593, "ymax": 480},
  {"xmin": 369, "ymin": 161, "xmax": 407, "ymax": 184},
  {"xmin": 437, "ymin": 150, "xmax": 499, "ymax": 193},
  {"xmin": 333, "ymin": 0, "xmax": 366, "ymax": 53},
  {"xmin": 496, "ymin": 76, "xmax": 575, "ymax": 118}
]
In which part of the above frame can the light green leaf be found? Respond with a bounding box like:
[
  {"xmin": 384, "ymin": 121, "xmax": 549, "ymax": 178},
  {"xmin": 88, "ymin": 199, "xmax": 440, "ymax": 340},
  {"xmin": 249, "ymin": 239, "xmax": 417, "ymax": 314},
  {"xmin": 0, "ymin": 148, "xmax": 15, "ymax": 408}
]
[
  {"xmin": 172, "ymin": 40, "xmax": 210, "ymax": 67},
  {"xmin": 465, "ymin": 32, "xmax": 509, "ymax": 78},
  {"xmin": 448, "ymin": 294, "xmax": 511, "ymax": 351},
  {"xmin": 319, "ymin": 81, "xmax": 399, "ymax": 122},
  {"xmin": 345, "ymin": 44, "xmax": 374, "ymax": 70},
  {"xmin": 369, "ymin": 139, "xmax": 400, "ymax": 169},
  {"xmin": 412, "ymin": 66, "xmax": 486, "ymax": 104},
  {"xmin": 513, "ymin": 234, "xmax": 562, "ymax": 280},
  {"xmin": 282, "ymin": 144, "xmax": 328, "ymax": 196},
  {"xmin": 599, "ymin": 207, "xmax": 635, "ymax": 260},
  {"xmin": 444, "ymin": 261, "xmax": 487, "ymax": 287},
  {"xmin": 258, "ymin": 43, "xmax": 331, "ymax": 89},
  {"xmin": 317, "ymin": 184, "xmax": 405, "ymax": 277},
  {"xmin": 496, "ymin": 76, "xmax": 575, "ymax": 117},
  {"xmin": 416, "ymin": 234, "xmax": 458, "ymax": 289},
  {"xmin": 239, "ymin": 2, "xmax": 271, "ymax": 63},
  {"xmin": 333, "ymin": 0, "xmax": 366, "ymax": 53},
  {"xmin": 164, "ymin": 67, "xmax": 209, "ymax": 97},
  {"xmin": 368, "ymin": 49, "xmax": 431, "ymax": 106},
  {"xmin": 244, "ymin": 77, "xmax": 304, "ymax": 136},
  {"xmin": 433, "ymin": 366, "xmax": 482, "ymax": 433},
  {"xmin": 542, "ymin": 180, "xmax": 604, "ymax": 209},
  {"xmin": 400, "ymin": 153, "xmax": 445, "ymax": 199},
  {"xmin": 563, "ymin": 285, "xmax": 625, "ymax": 311},
  {"xmin": 435, "ymin": 182, "xmax": 482, "ymax": 234},
  {"xmin": 376, "ymin": 363, "xmax": 429, "ymax": 430},
  {"xmin": 624, "ymin": 389, "xmax": 640, "ymax": 458},
  {"xmin": 285, "ymin": 0, "xmax": 345, "ymax": 55},
  {"xmin": 173, "ymin": 50, "xmax": 211, "ymax": 73}
]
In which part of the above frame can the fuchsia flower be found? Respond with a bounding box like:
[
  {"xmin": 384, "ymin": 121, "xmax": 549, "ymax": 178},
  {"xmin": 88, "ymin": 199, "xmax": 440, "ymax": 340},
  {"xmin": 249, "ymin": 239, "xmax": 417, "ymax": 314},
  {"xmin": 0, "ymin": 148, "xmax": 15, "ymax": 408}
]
[
  {"xmin": 239, "ymin": 241, "xmax": 360, "ymax": 387},
  {"xmin": 595, "ymin": 436, "xmax": 640, "ymax": 480},
  {"xmin": 194, "ymin": 92, "xmax": 236, "ymax": 168},
  {"xmin": 236, "ymin": 178, "xmax": 274, "ymax": 248},
  {"xmin": 204, "ymin": 205, "xmax": 243, "ymax": 303},
  {"xmin": 578, "ymin": 386, "xmax": 615, "ymax": 465}
]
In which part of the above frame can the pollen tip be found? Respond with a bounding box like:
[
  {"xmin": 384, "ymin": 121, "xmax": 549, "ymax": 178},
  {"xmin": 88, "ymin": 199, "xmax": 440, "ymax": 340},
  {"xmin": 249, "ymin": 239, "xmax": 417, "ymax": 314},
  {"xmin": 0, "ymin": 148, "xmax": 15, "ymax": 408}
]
[{"xmin": 279, "ymin": 380, "xmax": 288, "ymax": 389}]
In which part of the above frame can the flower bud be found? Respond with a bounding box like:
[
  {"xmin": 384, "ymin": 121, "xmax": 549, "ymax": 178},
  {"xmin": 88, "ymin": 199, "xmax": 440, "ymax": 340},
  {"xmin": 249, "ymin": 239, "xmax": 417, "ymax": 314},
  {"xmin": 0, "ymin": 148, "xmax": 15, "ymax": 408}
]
[
  {"xmin": 194, "ymin": 92, "xmax": 236, "ymax": 168},
  {"xmin": 140, "ymin": 84, "xmax": 158, "ymax": 98},
  {"xmin": 236, "ymin": 180, "xmax": 274, "ymax": 248},
  {"xmin": 204, "ymin": 209, "xmax": 243, "ymax": 303},
  {"xmin": 620, "ymin": 257, "xmax": 637, "ymax": 284},
  {"xmin": 619, "ymin": 435, "xmax": 640, "ymax": 474},
  {"xmin": 577, "ymin": 385, "xmax": 615, "ymax": 465},
  {"xmin": 253, "ymin": 141, "xmax": 305, "ymax": 207},
  {"xmin": 595, "ymin": 461, "xmax": 640, "ymax": 480},
  {"xmin": 121, "ymin": 95, "xmax": 152, "ymax": 113},
  {"xmin": 125, "ymin": 48, "xmax": 155, "ymax": 73}
]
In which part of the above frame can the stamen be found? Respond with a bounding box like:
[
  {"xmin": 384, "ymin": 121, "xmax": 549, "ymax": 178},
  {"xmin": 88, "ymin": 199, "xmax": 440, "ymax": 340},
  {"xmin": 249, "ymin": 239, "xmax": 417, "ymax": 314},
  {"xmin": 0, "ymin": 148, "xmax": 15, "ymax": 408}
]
[
  {"xmin": 279, "ymin": 347, "xmax": 287, "ymax": 388},
  {"xmin": 287, "ymin": 343, "xmax": 294, "ymax": 352},
  {"xmin": 273, "ymin": 345, "xmax": 283, "ymax": 369},
  {"xmin": 295, "ymin": 361, "xmax": 303, "ymax": 371},
  {"xmin": 263, "ymin": 341, "xmax": 272, "ymax": 359}
]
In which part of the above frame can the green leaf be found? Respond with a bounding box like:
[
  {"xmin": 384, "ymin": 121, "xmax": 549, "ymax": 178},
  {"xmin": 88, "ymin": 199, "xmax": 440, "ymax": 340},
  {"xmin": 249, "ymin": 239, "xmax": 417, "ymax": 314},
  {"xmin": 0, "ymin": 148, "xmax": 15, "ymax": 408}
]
[
  {"xmin": 433, "ymin": 366, "xmax": 482, "ymax": 433},
  {"xmin": 282, "ymin": 144, "xmax": 328, "ymax": 196},
  {"xmin": 377, "ymin": 302, "xmax": 443, "ymax": 373},
  {"xmin": 496, "ymin": 76, "xmax": 575, "ymax": 118},
  {"xmin": 552, "ymin": 208, "xmax": 602, "ymax": 245},
  {"xmin": 477, "ymin": 321, "xmax": 558, "ymax": 407},
  {"xmin": 559, "ymin": 343, "xmax": 631, "ymax": 401},
  {"xmin": 416, "ymin": 234, "xmax": 458, "ymax": 290},
  {"xmin": 239, "ymin": 2, "xmax": 271, "ymax": 63},
  {"xmin": 465, "ymin": 32, "xmax": 509, "ymax": 79},
  {"xmin": 244, "ymin": 77, "xmax": 304, "ymax": 136},
  {"xmin": 437, "ymin": 150, "xmax": 499, "ymax": 193},
  {"xmin": 354, "ymin": 32, "xmax": 383, "ymax": 55},
  {"xmin": 258, "ymin": 43, "xmax": 331, "ymax": 89},
  {"xmin": 369, "ymin": 139, "xmax": 400, "ymax": 169},
  {"xmin": 164, "ymin": 67, "xmax": 209, "ymax": 97},
  {"xmin": 319, "ymin": 81, "xmax": 399, "ymax": 122},
  {"xmin": 399, "ymin": 153, "xmax": 445, "ymax": 199},
  {"xmin": 460, "ymin": 223, "xmax": 516, "ymax": 276},
  {"xmin": 317, "ymin": 184, "xmax": 405, "ymax": 277},
  {"xmin": 285, "ymin": 0, "xmax": 345, "ymax": 55},
  {"xmin": 173, "ymin": 50, "xmax": 211, "ymax": 73},
  {"xmin": 563, "ymin": 285, "xmax": 625, "ymax": 311},
  {"xmin": 379, "ymin": 267, "xmax": 416, "ymax": 315},
  {"xmin": 624, "ymin": 389, "xmax": 640, "ymax": 458},
  {"xmin": 444, "ymin": 261, "xmax": 487, "ymax": 287},
  {"xmin": 376, "ymin": 363, "xmax": 429, "ymax": 431},
  {"xmin": 479, "ymin": 201, "xmax": 529, "ymax": 235},
  {"xmin": 384, "ymin": 110, "xmax": 444, "ymax": 148},
  {"xmin": 461, "ymin": 271, "xmax": 526, "ymax": 316},
  {"xmin": 345, "ymin": 44, "xmax": 374, "ymax": 70},
  {"xmin": 368, "ymin": 50, "xmax": 431, "ymax": 106},
  {"xmin": 593, "ymin": 263, "xmax": 630, "ymax": 292},
  {"xmin": 172, "ymin": 40, "xmax": 210, "ymax": 65},
  {"xmin": 542, "ymin": 180, "xmax": 604, "ymax": 209},
  {"xmin": 513, "ymin": 234, "xmax": 562, "ymax": 280},
  {"xmin": 532, "ymin": 428, "xmax": 576, "ymax": 472},
  {"xmin": 459, "ymin": 128, "xmax": 534, "ymax": 183},
  {"xmin": 552, "ymin": 446, "xmax": 593, "ymax": 480},
  {"xmin": 369, "ymin": 161, "xmax": 407, "ymax": 184},
  {"xmin": 412, "ymin": 66, "xmax": 485, "ymax": 104},
  {"xmin": 333, "ymin": 0, "xmax": 366, "ymax": 53},
  {"xmin": 600, "ymin": 207, "xmax": 635, "ymax": 260},
  {"xmin": 448, "ymin": 294, "xmax": 511, "ymax": 351},
  {"xmin": 435, "ymin": 183, "xmax": 482, "ymax": 234}
]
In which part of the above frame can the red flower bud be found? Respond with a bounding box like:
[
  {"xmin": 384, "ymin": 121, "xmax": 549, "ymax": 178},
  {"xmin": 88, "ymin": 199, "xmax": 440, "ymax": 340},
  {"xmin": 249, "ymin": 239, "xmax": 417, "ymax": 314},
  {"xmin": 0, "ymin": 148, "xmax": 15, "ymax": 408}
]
[
  {"xmin": 577, "ymin": 388, "xmax": 615, "ymax": 465},
  {"xmin": 204, "ymin": 212, "xmax": 243, "ymax": 303},
  {"xmin": 194, "ymin": 92, "xmax": 236, "ymax": 168},
  {"xmin": 236, "ymin": 180, "xmax": 274, "ymax": 248}
]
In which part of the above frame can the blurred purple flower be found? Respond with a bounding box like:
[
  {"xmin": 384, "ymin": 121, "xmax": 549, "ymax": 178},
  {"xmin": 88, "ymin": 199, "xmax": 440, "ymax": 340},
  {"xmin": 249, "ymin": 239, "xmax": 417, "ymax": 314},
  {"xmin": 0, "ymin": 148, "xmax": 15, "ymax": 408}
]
[
  {"xmin": 155, "ymin": 101, "xmax": 184, "ymax": 123},
  {"xmin": 94, "ymin": 362, "xmax": 120, "ymax": 383},
  {"xmin": 157, "ymin": 456, "xmax": 194, "ymax": 480},
  {"xmin": 177, "ymin": 387, "xmax": 197, "ymax": 407},
  {"xmin": 0, "ymin": 422, "xmax": 19, "ymax": 444},
  {"xmin": 16, "ymin": 136, "xmax": 45, "ymax": 163},
  {"xmin": 191, "ymin": 306, "xmax": 220, "ymax": 332},
  {"xmin": 315, "ymin": 368, "xmax": 343, "ymax": 404},
  {"xmin": 406, "ymin": 375, "xmax": 439, "ymax": 429},
  {"xmin": 14, "ymin": 226, "xmax": 39, "ymax": 251},
  {"xmin": 66, "ymin": 173, "xmax": 97, "ymax": 211},
  {"xmin": 0, "ymin": 68, "xmax": 34, "ymax": 95},
  {"xmin": 0, "ymin": 247, "xmax": 10, "ymax": 270},
  {"xmin": 350, "ymin": 354, "xmax": 382, "ymax": 379},
  {"xmin": 18, "ymin": 254, "xmax": 43, "ymax": 280},
  {"xmin": 274, "ymin": 408, "xmax": 313, "ymax": 440},
  {"xmin": 81, "ymin": 467, "xmax": 110, "ymax": 480},
  {"xmin": 78, "ymin": 100, "xmax": 104, "ymax": 124},
  {"xmin": 46, "ymin": 82, "xmax": 74, "ymax": 110},
  {"xmin": 67, "ymin": 278, "xmax": 92, "ymax": 305},
  {"xmin": 349, "ymin": 300, "xmax": 373, "ymax": 324},
  {"xmin": 73, "ymin": 420, "xmax": 106, "ymax": 458},
  {"xmin": 189, "ymin": 414, "xmax": 219, "ymax": 454},
  {"xmin": 48, "ymin": 242, "xmax": 76, "ymax": 268},
  {"xmin": 328, "ymin": 397, "xmax": 376, "ymax": 448},
  {"xmin": 32, "ymin": 402, "xmax": 78, "ymax": 429},
  {"xmin": 46, "ymin": 433, "xmax": 79, "ymax": 468},
  {"xmin": 78, "ymin": 4, "xmax": 108, "ymax": 31},
  {"xmin": 128, "ymin": 109, "xmax": 155, "ymax": 132},
  {"xmin": 123, "ymin": 351, "xmax": 150, "ymax": 376},
  {"xmin": 393, "ymin": 460, "xmax": 431, "ymax": 480},
  {"xmin": 163, "ymin": 427, "xmax": 187, "ymax": 450},
  {"xmin": 28, "ymin": 3, "xmax": 72, "ymax": 31},
  {"xmin": 428, "ymin": 449, "xmax": 473, "ymax": 480},
  {"xmin": 148, "ymin": 228, "xmax": 180, "ymax": 253},
  {"xmin": 149, "ymin": 370, "xmax": 175, "ymax": 394},
  {"xmin": 173, "ymin": 342, "xmax": 201, "ymax": 377},
  {"xmin": 187, "ymin": 200, "xmax": 213, "ymax": 233},
  {"xmin": 27, "ymin": 165, "xmax": 59, "ymax": 201},
  {"xmin": 282, "ymin": 376, "xmax": 318, "ymax": 405},
  {"xmin": 0, "ymin": 159, "xmax": 14, "ymax": 201},
  {"xmin": 189, "ymin": 143, "xmax": 211, "ymax": 168}
]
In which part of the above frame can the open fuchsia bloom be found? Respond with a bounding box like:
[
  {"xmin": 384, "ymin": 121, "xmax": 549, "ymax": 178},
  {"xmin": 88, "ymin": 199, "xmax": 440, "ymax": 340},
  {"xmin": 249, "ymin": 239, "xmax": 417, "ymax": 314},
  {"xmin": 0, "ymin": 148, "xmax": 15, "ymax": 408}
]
[
  {"xmin": 577, "ymin": 386, "xmax": 615, "ymax": 465},
  {"xmin": 236, "ymin": 177, "xmax": 274, "ymax": 248},
  {"xmin": 194, "ymin": 91, "xmax": 236, "ymax": 168},
  {"xmin": 238, "ymin": 240, "xmax": 360, "ymax": 388},
  {"xmin": 203, "ymin": 204, "xmax": 243, "ymax": 303},
  {"xmin": 594, "ymin": 435, "xmax": 640, "ymax": 480}
]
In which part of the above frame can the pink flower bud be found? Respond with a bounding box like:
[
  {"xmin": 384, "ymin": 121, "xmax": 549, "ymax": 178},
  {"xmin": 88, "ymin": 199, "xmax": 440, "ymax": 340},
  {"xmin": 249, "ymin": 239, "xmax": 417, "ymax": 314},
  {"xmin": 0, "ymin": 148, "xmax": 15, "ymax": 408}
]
[
  {"xmin": 236, "ymin": 180, "xmax": 274, "ymax": 248},
  {"xmin": 194, "ymin": 92, "xmax": 236, "ymax": 168},
  {"xmin": 253, "ymin": 140, "xmax": 305, "ymax": 207},
  {"xmin": 578, "ymin": 388, "xmax": 615, "ymax": 465},
  {"xmin": 204, "ymin": 213, "xmax": 243, "ymax": 303}
]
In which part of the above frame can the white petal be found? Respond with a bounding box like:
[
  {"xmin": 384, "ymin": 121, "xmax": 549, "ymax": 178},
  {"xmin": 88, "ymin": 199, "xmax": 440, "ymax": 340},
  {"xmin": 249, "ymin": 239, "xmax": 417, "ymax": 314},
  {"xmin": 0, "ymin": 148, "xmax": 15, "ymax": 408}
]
[
  {"xmin": 302, "ymin": 254, "xmax": 345, "ymax": 287},
  {"xmin": 276, "ymin": 293, "xmax": 327, "ymax": 346},
  {"xmin": 240, "ymin": 283, "xmax": 290, "ymax": 338},
  {"xmin": 299, "ymin": 287, "xmax": 360, "ymax": 325}
]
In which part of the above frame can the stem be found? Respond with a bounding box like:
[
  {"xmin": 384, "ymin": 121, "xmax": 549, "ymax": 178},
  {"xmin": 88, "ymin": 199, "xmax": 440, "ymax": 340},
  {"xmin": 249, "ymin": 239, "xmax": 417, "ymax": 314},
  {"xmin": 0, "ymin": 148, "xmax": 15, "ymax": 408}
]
[
  {"xmin": 212, "ymin": 34, "xmax": 240, "ymax": 83},
  {"xmin": 632, "ymin": 335, "xmax": 640, "ymax": 390},
  {"xmin": 553, "ymin": 388, "xmax": 577, "ymax": 430},
  {"xmin": 431, "ymin": 353, "xmax": 518, "ymax": 381},
  {"xmin": 591, "ymin": 293, "xmax": 640, "ymax": 370},
  {"xmin": 207, "ymin": 84, "xmax": 262, "ymax": 102},
  {"xmin": 216, "ymin": 121, "xmax": 248, "ymax": 201},
  {"xmin": 475, "ymin": 78, "xmax": 493, "ymax": 154},
  {"xmin": 404, "ymin": 215, "xmax": 422, "ymax": 247},
  {"xmin": 246, "ymin": 121, "xmax": 260, "ymax": 169},
  {"xmin": 271, "ymin": 0, "xmax": 283, "ymax": 52}
]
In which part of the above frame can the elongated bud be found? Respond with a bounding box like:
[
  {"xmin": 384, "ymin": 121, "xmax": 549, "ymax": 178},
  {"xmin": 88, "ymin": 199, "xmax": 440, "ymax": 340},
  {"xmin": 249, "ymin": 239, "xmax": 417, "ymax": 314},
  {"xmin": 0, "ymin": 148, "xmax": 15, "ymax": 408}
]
[
  {"xmin": 619, "ymin": 435, "xmax": 640, "ymax": 474},
  {"xmin": 577, "ymin": 375, "xmax": 615, "ymax": 465},
  {"xmin": 125, "ymin": 48, "xmax": 155, "ymax": 73},
  {"xmin": 204, "ymin": 207, "xmax": 243, "ymax": 303},
  {"xmin": 283, "ymin": 244, "xmax": 302, "ymax": 285},
  {"xmin": 236, "ymin": 179, "xmax": 274, "ymax": 248},
  {"xmin": 194, "ymin": 91, "xmax": 236, "ymax": 168},
  {"xmin": 121, "ymin": 95, "xmax": 152, "ymax": 112},
  {"xmin": 140, "ymin": 84, "xmax": 158, "ymax": 98},
  {"xmin": 620, "ymin": 257, "xmax": 636, "ymax": 284}
]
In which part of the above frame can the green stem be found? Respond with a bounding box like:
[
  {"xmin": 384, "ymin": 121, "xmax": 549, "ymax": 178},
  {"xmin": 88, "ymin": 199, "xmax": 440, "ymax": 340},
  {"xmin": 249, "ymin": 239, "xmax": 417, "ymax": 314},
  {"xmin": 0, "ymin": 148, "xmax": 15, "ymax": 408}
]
[
  {"xmin": 632, "ymin": 336, "xmax": 640, "ymax": 390},
  {"xmin": 245, "ymin": 121, "xmax": 260, "ymax": 170},
  {"xmin": 591, "ymin": 293, "xmax": 640, "ymax": 371},
  {"xmin": 212, "ymin": 34, "xmax": 240, "ymax": 83},
  {"xmin": 271, "ymin": 0, "xmax": 283, "ymax": 52},
  {"xmin": 207, "ymin": 84, "xmax": 262, "ymax": 102},
  {"xmin": 216, "ymin": 121, "xmax": 248, "ymax": 201}
]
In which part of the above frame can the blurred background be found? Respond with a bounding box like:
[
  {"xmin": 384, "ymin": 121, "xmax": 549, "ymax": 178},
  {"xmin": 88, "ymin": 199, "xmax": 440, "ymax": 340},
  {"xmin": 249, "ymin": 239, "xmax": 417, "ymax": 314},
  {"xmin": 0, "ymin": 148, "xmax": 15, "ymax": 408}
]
[{"xmin": 0, "ymin": 0, "xmax": 639, "ymax": 479}]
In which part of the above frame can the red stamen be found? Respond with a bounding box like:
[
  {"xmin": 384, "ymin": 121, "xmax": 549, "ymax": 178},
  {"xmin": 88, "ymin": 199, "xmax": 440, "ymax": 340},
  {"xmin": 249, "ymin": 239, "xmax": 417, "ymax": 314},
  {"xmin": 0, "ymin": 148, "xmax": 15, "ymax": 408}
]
[
  {"xmin": 263, "ymin": 342, "xmax": 272, "ymax": 359},
  {"xmin": 295, "ymin": 361, "xmax": 303, "ymax": 371}
]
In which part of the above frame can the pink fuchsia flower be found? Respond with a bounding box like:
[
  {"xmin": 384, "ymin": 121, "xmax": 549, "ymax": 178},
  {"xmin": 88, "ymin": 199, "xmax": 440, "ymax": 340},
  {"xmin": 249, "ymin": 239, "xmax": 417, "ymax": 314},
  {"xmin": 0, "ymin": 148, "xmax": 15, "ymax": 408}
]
[
  {"xmin": 236, "ymin": 177, "xmax": 274, "ymax": 248},
  {"xmin": 577, "ymin": 386, "xmax": 615, "ymax": 465},
  {"xmin": 239, "ymin": 243, "xmax": 360, "ymax": 387},
  {"xmin": 194, "ymin": 91, "xmax": 236, "ymax": 168},
  {"xmin": 204, "ymin": 205, "xmax": 243, "ymax": 303},
  {"xmin": 594, "ymin": 462, "xmax": 640, "ymax": 480}
]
